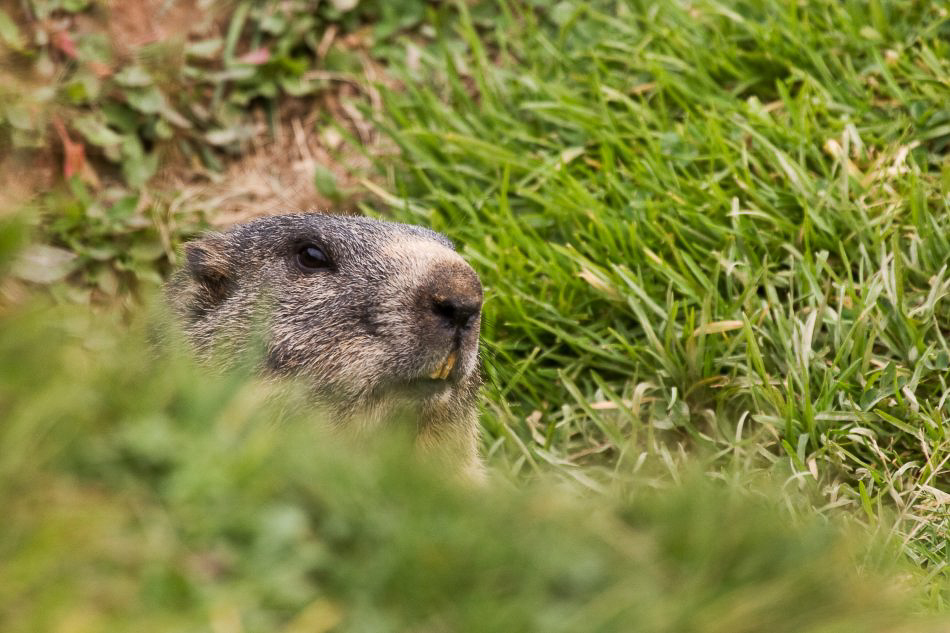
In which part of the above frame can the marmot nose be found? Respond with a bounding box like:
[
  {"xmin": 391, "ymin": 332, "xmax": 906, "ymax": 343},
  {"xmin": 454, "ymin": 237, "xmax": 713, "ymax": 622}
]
[
  {"xmin": 422, "ymin": 263, "xmax": 483, "ymax": 333},
  {"xmin": 432, "ymin": 295, "xmax": 480, "ymax": 330}
]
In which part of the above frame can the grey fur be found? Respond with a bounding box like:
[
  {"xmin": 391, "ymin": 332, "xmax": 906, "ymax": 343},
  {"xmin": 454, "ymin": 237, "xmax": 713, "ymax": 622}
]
[{"xmin": 166, "ymin": 212, "xmax": 484, "ymax": 478}]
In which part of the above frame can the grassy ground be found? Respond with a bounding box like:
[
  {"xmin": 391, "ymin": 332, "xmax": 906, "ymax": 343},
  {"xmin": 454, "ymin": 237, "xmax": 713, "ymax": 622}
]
[
  {"xmin": 372, "ymin": 0, "xmax": 950, "ymax": 596},
  {"xmin": 1, "ymin": 0, "xmax": 949, "ymax": 628}
]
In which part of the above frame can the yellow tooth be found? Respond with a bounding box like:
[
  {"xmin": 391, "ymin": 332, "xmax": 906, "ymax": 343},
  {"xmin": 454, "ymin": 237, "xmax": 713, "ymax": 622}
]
[
  {"xmin": 428, "ymin": 351, "xmax": 458, "ymax": 380},
  {"xmin": 439, "ymin": 351, "xmax": 457, "ymax": 380}
]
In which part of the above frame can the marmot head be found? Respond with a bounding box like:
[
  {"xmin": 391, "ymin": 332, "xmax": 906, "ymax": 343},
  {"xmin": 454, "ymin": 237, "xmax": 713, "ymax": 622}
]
[{"xmin": 167, "ymin": 213, "xmax": 483, "ymax": 448}]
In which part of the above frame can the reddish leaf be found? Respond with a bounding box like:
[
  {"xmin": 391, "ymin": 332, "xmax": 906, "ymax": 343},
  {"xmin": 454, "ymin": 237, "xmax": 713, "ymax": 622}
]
[
  {"xmin": 237, "ymin": 47, "xmax": 270, "ymax": 65},
  {"xmin": 52, "ymin": 116, "xmax": 86, "ymax": 179},
  {"xmin": 52, "ymin": 30, "xmax": 78, "ymax": 58}
]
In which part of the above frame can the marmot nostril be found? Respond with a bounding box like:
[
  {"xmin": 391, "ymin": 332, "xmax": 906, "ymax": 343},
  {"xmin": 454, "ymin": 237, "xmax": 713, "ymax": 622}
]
[{"xmin": 432, "ymin": 296, "xmax": 480, "ymax": 330}]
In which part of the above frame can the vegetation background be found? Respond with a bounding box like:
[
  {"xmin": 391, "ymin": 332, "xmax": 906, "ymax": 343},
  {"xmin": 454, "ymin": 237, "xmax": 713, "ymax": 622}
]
[{"xmin": 0, "ymin": 0, "xmax": 947, "ymax": 630}]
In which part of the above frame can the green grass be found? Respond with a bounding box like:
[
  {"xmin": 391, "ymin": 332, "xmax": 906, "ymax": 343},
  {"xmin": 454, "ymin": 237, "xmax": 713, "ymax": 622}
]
[
  {"xmin": 369, "ymin": 0, "xmax": 950, "ymax": 598},
  {"xmin": 0, "ymin": 293, "xmax": 945, "ymax": 632},
  {"xmin": 2, "ymin": 0, "xmax": 949, "ymax": 626}
]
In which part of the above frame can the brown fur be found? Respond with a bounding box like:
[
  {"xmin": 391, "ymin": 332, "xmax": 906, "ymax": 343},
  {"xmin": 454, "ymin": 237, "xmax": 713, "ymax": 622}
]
[{"xmin": 166, "ymin": 213, "xmax": 484, "ymax": 478}]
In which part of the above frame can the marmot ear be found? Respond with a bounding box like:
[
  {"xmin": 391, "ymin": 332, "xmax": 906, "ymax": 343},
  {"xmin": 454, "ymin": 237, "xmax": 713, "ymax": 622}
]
[{"xmin": 183, "ymin": 232, "xmax": 235, "ymax": 307}]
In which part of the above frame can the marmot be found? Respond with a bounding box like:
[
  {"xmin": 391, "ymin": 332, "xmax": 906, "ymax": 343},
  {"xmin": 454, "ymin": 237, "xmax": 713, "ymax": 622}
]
[{"xmin": 167, "ymin": 213, "xmax": 485, "ymax": 478}]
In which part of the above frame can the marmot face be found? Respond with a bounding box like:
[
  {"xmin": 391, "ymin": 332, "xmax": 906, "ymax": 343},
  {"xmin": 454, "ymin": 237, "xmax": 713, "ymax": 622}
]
[{"xmin": 168, "ymin": 213, "xmax": 483, "ymax": 440}]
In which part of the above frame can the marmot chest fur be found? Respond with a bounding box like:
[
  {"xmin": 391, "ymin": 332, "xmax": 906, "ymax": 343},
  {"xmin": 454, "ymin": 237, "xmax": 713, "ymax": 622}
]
[{"xmin": 167, "ymin": 212, "xmax": 484, "ymax": 476}]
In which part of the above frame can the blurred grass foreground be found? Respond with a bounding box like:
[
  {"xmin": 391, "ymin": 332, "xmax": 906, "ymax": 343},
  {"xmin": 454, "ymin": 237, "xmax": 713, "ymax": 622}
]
[
  {"xmin": 1, "ymin": 0, "xmax": 950, "ymax": 631},
  {"xmin": 0, "ymin": 291, "xmax": 943, "ymax": 632}
]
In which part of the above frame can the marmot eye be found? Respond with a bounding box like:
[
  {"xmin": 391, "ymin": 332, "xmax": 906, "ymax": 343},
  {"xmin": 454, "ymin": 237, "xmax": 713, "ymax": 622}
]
[{"xmin": 296, "ymin": 244, "xmax": 331, "ymax": 272}]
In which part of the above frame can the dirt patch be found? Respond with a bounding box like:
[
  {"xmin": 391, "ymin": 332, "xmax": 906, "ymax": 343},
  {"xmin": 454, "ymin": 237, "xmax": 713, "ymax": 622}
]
[
  {"xmin": 99, "ymin": 1, "xmax": 393, "ymax": 227},
  {"xmin": 104, "ymin": 0, "xmax": 217, "ymax": 58},
  {"xmin": 8, "ymin": 1, "xmax": 396, "ymax": 229},
  {"xmin": 161, "ymin": 55, "xmax": 393, "ymax": 228},
  {"xmin": 0, "ymin": 150, "xmax": 58, "ymax": 215}
]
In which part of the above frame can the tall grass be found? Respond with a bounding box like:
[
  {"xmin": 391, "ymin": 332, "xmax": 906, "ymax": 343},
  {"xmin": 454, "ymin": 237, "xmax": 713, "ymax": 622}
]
[{"xmin": 371, "ymin": 0, "xmax": 950, "ymax": 598}]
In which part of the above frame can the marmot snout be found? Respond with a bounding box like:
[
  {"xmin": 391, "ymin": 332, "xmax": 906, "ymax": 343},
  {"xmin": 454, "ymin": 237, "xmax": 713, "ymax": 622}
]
[
  {"xmin": 415, "ymin": 259, "xmax": 482, "ymax": 382},
  {"xmin": 167, "ymin": 212, "xmax": 485, "ymax": 476}
]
